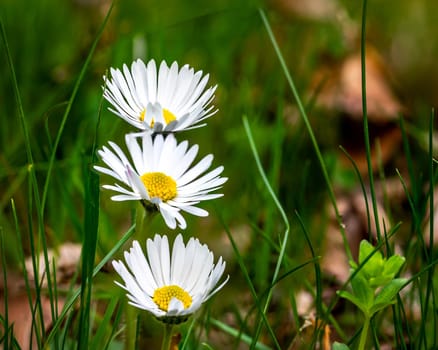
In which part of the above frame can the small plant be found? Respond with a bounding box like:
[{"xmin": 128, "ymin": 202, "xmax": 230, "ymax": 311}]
[{"xmin": 336, "ymin": 240, "xmax": 408, "ymax": 350}]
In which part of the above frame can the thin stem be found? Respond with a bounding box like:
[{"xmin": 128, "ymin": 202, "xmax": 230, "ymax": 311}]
[
  {"xmin": 358, "ymin": 316, "xmax": 371, "ymax": 350},
  {"xmin": 258, "ymin": 8, "xmax": 353, "ymax": 262},
  {"xmin": 243, "ymin": 117, "xmax": 286, "ymax": 350},
  {"xmin": 124, "ymin": 305, "xmax": 137, "ymax": 350},
  {"xmin": 45, "ymin": 224, "xmax": 136, "ymax": 345},
  {"xmin": 360, "ymin": 0, "xmax": 381, "ymax": 242},
  {"xmin": 161, "ymin": 324, "xmax": 174, "ymax": 350}
]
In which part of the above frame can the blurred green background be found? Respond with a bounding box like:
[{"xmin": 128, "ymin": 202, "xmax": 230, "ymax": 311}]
[{"xmin": 1, "ymin": 0, "xmax": 438, "ymax": 347}]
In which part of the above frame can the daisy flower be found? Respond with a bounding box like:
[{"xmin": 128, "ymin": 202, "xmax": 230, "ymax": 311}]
[
  {"xmin": 103, "ymin": 58, "xmax": 217, "ymax": 133},
  {"xmin": 94, "ymin": 132, "xmax": 227, "ymax": 229},
  {"xmin": 112, "ymin": 234, "xmax": 228, "ymax": 324}
]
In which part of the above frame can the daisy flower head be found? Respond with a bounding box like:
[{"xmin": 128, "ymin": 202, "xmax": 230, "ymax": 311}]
[
  {"xmin": 112, "ymin": 234, "xmax": 228, "ymax": 324},
  {"xmin": 94, "ymin": 132, "xmax": 227, "ymax": 229},
  {"xmin": 103, "ymin": 58, "xmax": 217, "ymax": 133}
]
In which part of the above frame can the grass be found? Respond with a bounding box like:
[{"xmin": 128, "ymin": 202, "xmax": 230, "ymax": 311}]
[{"xmin": 1, "ymin": 0, "xmax": 438, "ymax": 349}]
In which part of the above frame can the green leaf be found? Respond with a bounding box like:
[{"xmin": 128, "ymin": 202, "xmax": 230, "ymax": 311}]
[
  {"xmin": 369, "ymin": 275, "xmax": 393, "ymax": 288},
  {"xmin": 383, "ymin": 255, "xmax": 406, "ymax": 276},
  {"xmin": 369, "ymin": 299, "xmax": 398, "ymax": 314},
  {"xmin": 351, "ymin": 273, "xmax": 374, "ymax": 310},
  {"xmin": 337, "ymin": 291, "xmax": 367, "ymax": 314},
  {"xmin": 333, "ymin": 342, "xmax": 351, "ymax": 350},
  {"xmin": 370, "ymin": 278, "xmax": 408, "ymax": 314},
  {"xmin": 358, "ymin": 240, "xmax": 375, "ymax": 264},
  {"xmin": 359, "ymin": 240, "xmax": 383, "ymax": 277}
]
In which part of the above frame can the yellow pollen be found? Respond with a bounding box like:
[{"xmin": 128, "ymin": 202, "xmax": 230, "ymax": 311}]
[
  {"xmin": 162, "ymin": 108, "xmax": 177, "ymax": 124},
  {"xmin": 138, "ymin": 108, "xmax": 177, "ymax": 127},
  {"xmin": 153, "ymin": 285, "xmax": 192, "ymax": 311},
  {"xmin": 139, "ymin": 109, "xmax": 146, "ymax": 122},
  {"xmin": 140, "ymin": 172, "xmax": 177, "ymax": 202}
]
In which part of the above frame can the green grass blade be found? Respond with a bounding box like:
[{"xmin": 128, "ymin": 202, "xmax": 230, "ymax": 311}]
[
  {"xmin": 10, "ymin": 198, "xmax": 42, "ymax": 348},
  {"xmin": 77, "ymin": 158, "xmax": 100, "ymax": 349},
  {"xmin": 40, "ymin": 2, "xmax": 114, "ymax": 212},
  {"xmin": 210, "ymin": 319, "xmax": 272, "ymax": 350},
  {"xmin": 2, "ymin": 15, "xmax": 59, "ymax": 340},
  {"xmin": 294, "ymin": 211, "xmax": 323, "ymax": 346},
  {"xmin": 339, "ymin": 145, "xmax": 371, "ymax": 237},
  {"xmin": 360, "ymin": 0, "xmax": 381, "ymax": 242},
  {"xmin": 219, "ymin": 215, "xmax": 280, "ymax": 349},
  {"xmin": 45, "ymin": 223, "xmax": 136, "ymax": 345},
  {"xmin": 103, "ymin": 300, "xmax": 124, "ymax": 350},
  {"xmin": 242, "ymin": 117, "xmax": 287, "ymax": 349},
  {"xmin": 0, "ymin": 20, "xmax": 34, "ymax": 166},
  {"xmin": 25, "ymin": 174, "xmax": 45, "ymax": 348},
  {"xmin": 427, "ymin": 109, "xmax": 437, "ymax": 348},
  {"xmin": 395, "ymin": 169, "xmax": 428, "ymax": 256},
  {"xmin": 90, "ymin": 296, "xmax": 119, "ymax": 349},
  {"xmin": 179, "ymin": 317, "xmax": 197, "ymax": 350},
  {"xmin": 258, "ymin": 8, "xmax": 352, "ymax": 262},
  {"xmin": 392, "ymin": 300, "xmax": 407, "ymax": 350},
  {"xmin": 254, "ymin": 105, "xmax": 285, "ymax": 288},
  {"xmin": 76, "ymin": 50, "xmax": 104, "ymax": 350},
  {"xmin": 418, "ymin": 109, "xmax": 437, "ymax": 349}
]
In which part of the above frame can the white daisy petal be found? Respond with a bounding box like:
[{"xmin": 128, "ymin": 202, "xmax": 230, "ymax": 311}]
[
  {"xmin": 125, "ymin": 134, "xmax": 144, "ymax": 174},
  {"xmin": 170, "ymin": 144, "xmax": 199, "ymax": 179},
  {"xmin": 112, "ymin": 235, "xmax": 228, "ymax": 323},
  {"xmin": 177, "ymin": 154, "xmax": 214, "ymax": 187},
  {"xmin": 130, "ymin": 240, "xmax": 158, "ymax": 294},
  {"xmin": 110, "ymin": 194, "xmax": 141, "ymax": 201},
  {"xmin": 125, "ymin": 166, "xmax": 149, "ymax": 199},
  {"xmin": 147, "ymin": 235, "xmax": 165, "ymax": 287},
  {"xmin": 157, "ymin": 61, "xmax": 170, "ymax": 103},
  {"xmin": 170, "ymin": 234, "xmax": 185, "ymax": 285},
  {"xmin": 94, "ymin": 133, "xmax": 227, "ymax": 230},
  {"xmin": 159, "ymin": 206, "xmax": 178, "ymax": 230},
  {"xmin": 146, "ymin": 59, "xmax": 158, "ymax": 102},
  {"xmin": 184, "ymin": 244, "xmax": 211, "ymax": 293},
  {"xmin": 167, "ymin": 298, "xmax": 185, "ymax": 315},
  {"xmin": 179, "ymin": 205, "xmax": 209, "ymax": 217},
  {"xmin": 160, "ymin": 235, "xmax": 171, "ymax": 285},
  {"xmin": 159, "ymin": 203, "xmax": 187, "ymax": 230},
  {"xmin": 103, "ymin": 58, "xmax": 217, "ymax": 133}
]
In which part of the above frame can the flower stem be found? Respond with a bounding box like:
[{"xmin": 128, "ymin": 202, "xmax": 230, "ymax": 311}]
[
  {"xmin": 125, "ymin": 305, "xmax": 137, "ymax": 350},
  {"xmin": 358, "ymin": 316, "xmax": 371, "ymax": 350},
  {"xmin": 161, "ymin": 323, "xmax": 174, "ymax": 350},
  {"xmin": 137, "ymin": 200, "xmax": 158, "ymax": 236}
]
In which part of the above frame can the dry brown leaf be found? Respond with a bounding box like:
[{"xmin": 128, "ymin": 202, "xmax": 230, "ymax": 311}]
[
  {"xmin": 321, "ymin": 215, "xmax": 351, "ymax": 283},
  {"xmin": 322, "ymin": 182, "xmax": 397, "ymax": 283},
  {"xmin": 340, "ymin": 126, "xmax": 402, "ymax": 176},
  {"xmin": 350, "ymin": 190, "xmax": 392, "ymax": 241},
  {"xmin": 314, "ymin": 48, "xmax": 404, "ymax": 122},
  {"xmin": 311, "ymin": 48, "xmax": 405, "ymax": 176},
  {"xmin": 25, "ymin": 242, "xmax": 82, "ymax": 287},
  {"xmin": 0, "ymin": 293, "xmax": 64, "ymax": 349},
  {"xmin": 272, "ymin": 0, "xmax": 340, "ymax": 21},
  {"xmin": 271, "ymin": 0, "xmax": 358, "ymax": 46},
  {"xmin": 287, "ymin": 314, "xmax": 332, "ymax": 350},
  {"xmin": 295, "ymin": 290, "xmax": 314, "ymax": 317}
]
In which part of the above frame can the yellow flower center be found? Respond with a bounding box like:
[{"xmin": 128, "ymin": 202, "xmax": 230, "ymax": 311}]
[
  {"xmin": 139, "ymin": 108, "xmax": 177, "ymax": 127},
  {"xmin": 140, "ymin": 172, "xmax": 177, "ymax": 202},
  {"xmin": 153, "ymin": 285, "xmax": 192, "ymax": 311}
]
